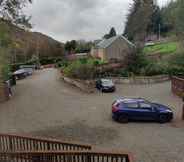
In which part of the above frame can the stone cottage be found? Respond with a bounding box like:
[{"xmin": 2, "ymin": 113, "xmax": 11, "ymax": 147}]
[{"xmin": 91, "ymin": 35, "xmax": 135, "ymax": 62}]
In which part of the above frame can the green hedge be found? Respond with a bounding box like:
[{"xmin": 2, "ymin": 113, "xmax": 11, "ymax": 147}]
[{"xmin": 62, "ymin": 58, "xmax": 104, "ymax": 80}]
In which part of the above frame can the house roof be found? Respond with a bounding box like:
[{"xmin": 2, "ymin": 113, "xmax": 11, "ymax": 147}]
[{"xmin": 96, "ymin": 35, "xmax": 135, "ymax": 49}]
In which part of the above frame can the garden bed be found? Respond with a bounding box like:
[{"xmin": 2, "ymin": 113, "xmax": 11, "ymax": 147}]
[{"xmin": 61, "ymin": 75, "xmax": 95, "ymax": 93}]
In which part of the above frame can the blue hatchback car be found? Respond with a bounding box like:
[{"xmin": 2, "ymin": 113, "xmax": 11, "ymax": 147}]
[{"xmin": 112, "ymin": 98, "xmax": 173, "ymax": 123}]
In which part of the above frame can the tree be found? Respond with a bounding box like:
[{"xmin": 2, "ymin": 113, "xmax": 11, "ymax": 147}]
[
  {"xmin": 161, "ymin": 0, "xmax": 184, "ymax": 43},
  {"xmin": 65, "ymin": 40, "xmax": 77, "ymax": 54},
  {"xmin": 160, "ymin": 1, "xmax": 178, "ymax": 35},
  {"xmin": 175, "ymin": 0, "xmax": 184, "ymax": 37},
  {"xmin": 75, "ymin": 40, "xmax": 93, "ymax": 53},
  {"xmin": 0, "ymin": 0, "xmax": 32, "ymax": 28},
  {"xmin": 103, "ymin": 27, "xmax": 117, "ymax": 39},
  {"xmin": 0, "ymin": 22, "xmax": 11, "ymax": 81},
  {"xmin": 109, "ymin": 27, "xmax": 117, "ymax": 38},
  {"xmin": 124, "ymin": 0, "xmax": 155, "ymax": 47},
  {"xmin": 148, "ymin": 6, "xmax": 162, "ymax": 35}
]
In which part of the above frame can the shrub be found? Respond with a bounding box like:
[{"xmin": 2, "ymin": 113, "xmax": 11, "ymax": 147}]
[
  {"xmin": 63, "ymin": 60, "xmax": 95, "ymax": 80},
  {"xmin": 79, "ymin": 58, "xmax": 88, "ymax": 64},
  {"xmin": 167, "ymin": 65, "xmax": 184, "ymax": 76},
  {"xmin": 40, "ymin": 57, "xmax": 55, "ymax": 65},
  {"xmin": 167, "ymin": 52, "xmax": 184, "ymax": 76},
  {"xmin": 0, "ymin": 48, "xmax": 11, "ymax": 81},
  {"xmin": 27, "ymin": 55, "xmax": 39, "ymax": 64},
  {"xmin": 142, "ymin": 63, "xmax": 168, "ymax": 76},
  {"xmin": 119, "ymin": 69, "xmax": 130, "ymax": 77},
  {"xmin": 127, "ymin": 53, "xmax": 150, "ymax": 75},
  {"xmin": 57, "ymin": 60, "xmax": 69, "ymax": 68},
  {"xmin": 1, "ymin": 64, "xmax": 11, "ymax": 81}
]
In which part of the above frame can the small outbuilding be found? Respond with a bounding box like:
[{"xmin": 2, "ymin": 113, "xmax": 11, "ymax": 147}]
[{"xmin": 91, "ymin": 35, "xmax": 135, "ymax": 62}]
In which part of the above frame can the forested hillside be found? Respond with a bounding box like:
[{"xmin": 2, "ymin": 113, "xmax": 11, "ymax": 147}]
[{"xmin": 0, "ymin": 19, "xmax": 64, "ymax": 63}]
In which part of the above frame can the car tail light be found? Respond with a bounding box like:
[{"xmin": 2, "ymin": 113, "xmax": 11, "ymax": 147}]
[{"xmin": 112, "ymin": 103, "xmax": 120, "ymax": 113}]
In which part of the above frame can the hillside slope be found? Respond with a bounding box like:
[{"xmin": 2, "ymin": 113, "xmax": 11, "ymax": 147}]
[{"xmin": 0, "ymin": 19, "xmax": 64, "ymax": 63}]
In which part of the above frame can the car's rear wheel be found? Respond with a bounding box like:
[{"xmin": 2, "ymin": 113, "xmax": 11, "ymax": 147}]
[
  {"xmin": 159, "ymin": 114, "xmax": 168, "ymax": 123},
  {"xmin": 118, "ymin": 114, "xmax": 129, "ymax": 123}
]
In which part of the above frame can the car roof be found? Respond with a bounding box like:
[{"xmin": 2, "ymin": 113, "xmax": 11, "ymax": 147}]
[{"xmin": 116, "ymin": 98, "xmax": 146, "ymax": 104}]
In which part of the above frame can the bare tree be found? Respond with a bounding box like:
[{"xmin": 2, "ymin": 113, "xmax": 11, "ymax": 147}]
[{"xmin": 0, "ymin": 0, "xmax": 32, "ymax": 28}]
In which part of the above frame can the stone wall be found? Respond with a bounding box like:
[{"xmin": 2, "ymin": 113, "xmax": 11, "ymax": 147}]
[
  {"xmin": 61, "ymin": 76, "xmax": 95, "ymax": 93},
  {"xmin": 106, "ymin": 75, "xmax": 170, "ymax": 84},
  {"xmin": 61, "ymin": 74, "xmax": 170, "ymax": 94}
]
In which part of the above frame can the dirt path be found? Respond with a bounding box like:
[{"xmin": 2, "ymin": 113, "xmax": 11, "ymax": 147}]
[{"xmin": 0, "ymin": 68, "xmax": 184, "ymax": 162}]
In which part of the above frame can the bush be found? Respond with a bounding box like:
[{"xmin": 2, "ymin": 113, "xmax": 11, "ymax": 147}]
[
  {"xmin": 127, "ymin": 53, "xmax": 149, "ymax": 75},
  {"xmin": 167, "ymin": 52, "xmax": 184, "ymax": 76},
  {"xmin": 57, "ymin": 60, "xmax": 69, "ymax": 68},
  {"xmin": 142, "ymin": 63, "xmax": 168, "ymax": 76},
  {"xmin": 119, "ymin": 69, "xmax": 130, "ymax": 77},
  {"xmin": 40, "ymin": 57, "xmax": 56, "ymax": 65},
  {"xmin": 167, "ymin": 65, "xmax": 184, "ymax": 76},
  {"xmin": 79, "ymin": 58, "xmax": 88, "ymax": 64},
  {"xmin": 2, "ymin": 64, "xmax": 11, "ymax": 81},
  {"xmin": 39, "ymin": 57, "xmax": 63, "ymax": 65},
  {"xmin": 63, "ymin": 60, "xmax": 95, "ymax": 80},
  {"xmin": 126, "ymin": 49, "xmax": 171, "ymax": 76}
]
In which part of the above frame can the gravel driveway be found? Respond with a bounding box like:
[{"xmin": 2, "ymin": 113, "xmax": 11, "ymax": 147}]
[{"xmin": 0, "ymin": 68, "xmax": 184, "ymax": 162}]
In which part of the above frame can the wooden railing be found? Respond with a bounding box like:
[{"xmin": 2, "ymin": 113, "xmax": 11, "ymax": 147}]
[
  {"xmin": 0, "ymin": 134, "xmax": 133, "ymax": 162},
  {"xmin": 0, "ymin": 134, "xmax": 92, "ymax": 152},
  {"xmin": 0, "ymin": 150, "xmax": 133, "ymax": 162}
]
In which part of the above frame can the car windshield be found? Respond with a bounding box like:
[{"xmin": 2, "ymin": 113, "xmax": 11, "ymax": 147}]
[{"xmin": 102, "ymin": 80, "xmax": 113, "ymax": 86}]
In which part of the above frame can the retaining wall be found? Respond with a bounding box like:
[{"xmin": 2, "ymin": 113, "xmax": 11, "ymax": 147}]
[
  {"xmin": 61, "ymin": 76, "xmax": 95, "ymax": 93},
  {"xmin": 106, "ymin": 75, "xmax": 170, "ymax": 84},
  {"xmin": 61, "ymin": 74, "xmax": 170, "ymax": 93},
  {"xmin": 171, "ymin": 76, "xmax": 184, "ymax": 97}
]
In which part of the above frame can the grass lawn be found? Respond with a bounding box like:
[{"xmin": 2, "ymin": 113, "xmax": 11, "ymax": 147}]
[{"xmin": 143, "ymin": 42, "xmax": 178, "ymax": 55}]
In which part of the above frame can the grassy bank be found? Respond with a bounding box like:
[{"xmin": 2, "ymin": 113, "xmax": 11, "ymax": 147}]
[{"xmin": 143, "ymin": 42, "xmax": 178, "ymax": 55}]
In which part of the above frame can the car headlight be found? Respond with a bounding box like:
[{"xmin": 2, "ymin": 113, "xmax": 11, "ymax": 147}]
[{"xmin": 166, "ymin": 109, "xmax": 173, "ymax": 113}]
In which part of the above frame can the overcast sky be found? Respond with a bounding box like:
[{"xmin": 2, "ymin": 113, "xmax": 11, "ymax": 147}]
[{"xmin": 24, "ymin": 0, "xmax": 171, "ymax": 42}]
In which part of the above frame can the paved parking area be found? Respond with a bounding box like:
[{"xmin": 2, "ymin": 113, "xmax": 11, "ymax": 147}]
[{"xmin": 0, "ymin": 68, "xmax": 184, "ymax": 162}]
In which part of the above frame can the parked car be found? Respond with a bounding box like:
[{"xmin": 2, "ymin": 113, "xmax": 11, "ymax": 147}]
[
  {"xmin": 112, "ymin": 98, "xmax": 173, "ymax": 123},
  {"xmin": 13, "ymin": 69, "xmax": 27, "ymax": 80},
  {"xmin": 96, "ymin": 79, "xmax": 116, "ymax": 92},
  {"xmin": 22, "ymin": 68, "xmax": 33, "ymax": 76}
]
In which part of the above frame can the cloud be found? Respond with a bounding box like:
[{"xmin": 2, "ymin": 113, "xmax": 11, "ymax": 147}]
[{"xmin": 24, "ymin": 0, "xmax": 170, "ymax": 42}]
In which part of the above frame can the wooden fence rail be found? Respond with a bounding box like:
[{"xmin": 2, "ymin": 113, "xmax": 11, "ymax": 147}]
[
  {"xmin": 0, "ymin": 150, "xmax": 133, "ymax": 162},
  {"xmin": 0, "ymin": 134, "xmax": 92, "ymax": 152}
]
